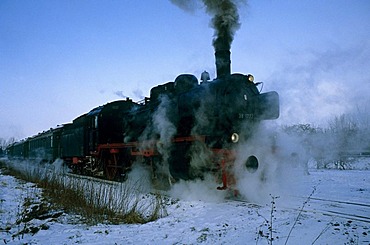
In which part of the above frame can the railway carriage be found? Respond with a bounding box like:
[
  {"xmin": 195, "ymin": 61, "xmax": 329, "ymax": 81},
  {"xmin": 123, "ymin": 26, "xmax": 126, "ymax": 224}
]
[{"xmin": 28, "ymin": 127, "xmax": 62, "ymax": 162}]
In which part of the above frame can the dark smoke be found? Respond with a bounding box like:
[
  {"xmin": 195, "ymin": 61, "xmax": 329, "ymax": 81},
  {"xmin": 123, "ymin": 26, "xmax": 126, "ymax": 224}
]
[
  {"xmin": 202, "ymin": 0, "xmax": 244, "ymax": 51},
  {"xmin": 114, "ymin": 90, "xmax": 128, "ymax": 99},
  {"xmin": 170, "ymin": 0, "xmax": 246, "ymax": 50},
  {"xmin": 169, "ymin": 0, "xmax": 200, "ymax": 12}
]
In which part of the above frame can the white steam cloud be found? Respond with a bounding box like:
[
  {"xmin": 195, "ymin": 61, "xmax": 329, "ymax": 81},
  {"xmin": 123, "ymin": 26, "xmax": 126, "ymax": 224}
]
[
  {"xmin": 151, "ymin": 96, "xmax": 177, "ymax": 168},
  {"xmin": 269, "ymin": 43, "xmax": 370, "ymax": 127},
  {"xmin": 139, "ymin": 95, "xmax": 177, "ymax": 186},
  {"xmin": 233, "ymin": 122, "xmax": 310, "ymax": 204}
]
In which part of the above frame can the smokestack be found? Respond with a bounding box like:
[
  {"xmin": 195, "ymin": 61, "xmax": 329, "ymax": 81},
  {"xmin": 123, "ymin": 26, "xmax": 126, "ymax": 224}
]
[
  {"xmin": 202, "ymin": 0, "xmax": 243, "ymax": 78},
  {"xmin": 215, "ymin": 49, "xmax": 231, "ymax": 78}
]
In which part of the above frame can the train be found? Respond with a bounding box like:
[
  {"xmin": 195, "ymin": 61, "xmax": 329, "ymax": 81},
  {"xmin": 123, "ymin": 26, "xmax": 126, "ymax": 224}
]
[{"xmin": 6, "ymin": 48, "xmax": 279, "ymax": 191}]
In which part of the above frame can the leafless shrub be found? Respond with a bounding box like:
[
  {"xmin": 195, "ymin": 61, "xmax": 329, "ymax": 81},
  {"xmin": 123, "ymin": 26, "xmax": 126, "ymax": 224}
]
[{"xmin": 284, "ymin": 186, "xmax": 316, "ymax": 245}]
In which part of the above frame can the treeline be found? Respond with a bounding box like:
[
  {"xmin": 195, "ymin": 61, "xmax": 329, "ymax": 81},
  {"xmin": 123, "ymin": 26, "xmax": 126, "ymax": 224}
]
[
  {"xmin": 283, "ymin": 113, "xmax": 370, "ymax": 169},
  {"xmin": 0, "ymin": 137, "xmax": 16, "ymax": 156}
]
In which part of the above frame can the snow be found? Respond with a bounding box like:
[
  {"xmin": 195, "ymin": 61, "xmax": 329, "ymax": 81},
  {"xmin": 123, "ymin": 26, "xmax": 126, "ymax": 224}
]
[{"xmin": 1, "ymin": 159, "xmax": 370, "ymax": 244}]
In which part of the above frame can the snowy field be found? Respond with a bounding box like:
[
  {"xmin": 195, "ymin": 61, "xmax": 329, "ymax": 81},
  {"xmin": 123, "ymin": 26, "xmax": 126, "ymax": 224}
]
[{"xmin": 1, "ymin": 158, "xmax": 370, "ymax": 245}]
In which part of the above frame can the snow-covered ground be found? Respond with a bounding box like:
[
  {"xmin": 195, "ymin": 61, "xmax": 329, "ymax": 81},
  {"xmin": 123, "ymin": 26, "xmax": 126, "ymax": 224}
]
[{"xmin": 1, "ymin": 158, "xmax": 370, "ymax": 245}]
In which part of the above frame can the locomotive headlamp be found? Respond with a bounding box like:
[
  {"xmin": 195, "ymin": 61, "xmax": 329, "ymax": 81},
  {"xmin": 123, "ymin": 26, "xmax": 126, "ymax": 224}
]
[
  {"xmin": 247, "ymin": 74, "xmax": 254, "ymax": 83},
  {"xmin": 231, "ymin": 133, "xmax": 239, "ymax": 143}
]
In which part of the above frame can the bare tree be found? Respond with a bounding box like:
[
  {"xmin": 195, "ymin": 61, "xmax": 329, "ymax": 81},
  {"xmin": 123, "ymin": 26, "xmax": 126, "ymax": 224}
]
[
  {"xmin": 0, "ymin": 138, "xmax": 5, "ymax": 150},
  {"xmin": 0, "ymin": 137, "xmax": 16, "ymax": 150}
]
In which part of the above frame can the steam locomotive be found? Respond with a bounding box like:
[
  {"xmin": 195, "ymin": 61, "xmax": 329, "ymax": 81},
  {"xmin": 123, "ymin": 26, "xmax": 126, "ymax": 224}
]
[{"xmin": 6, "ymin": 49, "xmax": 279, "ymax": 190}]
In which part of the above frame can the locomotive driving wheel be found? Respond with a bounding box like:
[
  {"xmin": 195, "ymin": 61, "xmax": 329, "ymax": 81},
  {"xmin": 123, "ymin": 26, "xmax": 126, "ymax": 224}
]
[{"xmin": 103, "ymin": 152, "xmax": 120, "ymax": 181}]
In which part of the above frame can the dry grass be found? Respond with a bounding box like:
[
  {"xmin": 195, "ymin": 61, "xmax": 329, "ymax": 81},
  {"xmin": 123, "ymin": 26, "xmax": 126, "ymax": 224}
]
[{"xmin": 0, "ymin": 160, "xmax": 167, "ymax": 225}]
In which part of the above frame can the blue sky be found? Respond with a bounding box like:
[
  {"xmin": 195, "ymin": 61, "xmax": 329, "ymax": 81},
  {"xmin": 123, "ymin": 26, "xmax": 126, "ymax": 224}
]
[{"xmin": 1, "ymin": 0, "xmax": 370, "ymax": 140}]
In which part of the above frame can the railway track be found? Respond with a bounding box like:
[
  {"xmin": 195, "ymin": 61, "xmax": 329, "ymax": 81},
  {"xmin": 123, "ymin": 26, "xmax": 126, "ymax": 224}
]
[
  {"xmin": 65, "ymin": 172, "xmax": 121, "ymax": 185},
  {"xmin": 305, "ymin": 197, "xmax": 370, "ymax": 223},
  {"xmin": 310, "ymin": 196, "xmax": 370, "ymax": 208},
  {"xmin": 282, "ymin": 196, "xmax": 370, "ymax": 224},
  {"xmin": 227, "ymin": 194, "xmax": 370, "ymax": 224}
]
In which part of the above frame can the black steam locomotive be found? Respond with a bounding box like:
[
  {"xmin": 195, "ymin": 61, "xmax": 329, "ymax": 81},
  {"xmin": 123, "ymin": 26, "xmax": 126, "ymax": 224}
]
[{"xmin": 7, "ymin": 49, "xmax": 279, "ymax": 190}]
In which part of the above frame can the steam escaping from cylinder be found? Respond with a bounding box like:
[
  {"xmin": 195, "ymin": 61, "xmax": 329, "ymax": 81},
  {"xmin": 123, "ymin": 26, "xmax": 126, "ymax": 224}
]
[
  {"xmin": 233, "ymin": 122, "xmax": 311, "ymax": 204},
  {"xmin": 152, "ymin": 96, "xmax": 177, "ymax": 149},
  {"xmin": 138, "ymin": 95, "xmax": 177, "ymax": 184}
]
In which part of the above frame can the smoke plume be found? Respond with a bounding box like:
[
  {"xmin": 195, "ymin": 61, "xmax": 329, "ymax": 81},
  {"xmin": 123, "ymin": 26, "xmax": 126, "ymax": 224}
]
[
  {"xmin": 114, "ymin": 91, "xmax": 129, "ymax": 99},
  {"xmin": 202, "ymin": 0, "xmax": 244, "ymax": 50},
  {"xmin": 171, "ymin": 0, "xmax": 246, "ymax": 50}
]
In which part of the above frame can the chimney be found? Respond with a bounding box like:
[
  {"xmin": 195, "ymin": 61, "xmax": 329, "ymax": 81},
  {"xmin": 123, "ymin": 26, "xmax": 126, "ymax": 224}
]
[{"xmin": 215, "ymin": 49, "xmax": 231, "ymax": 78}]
